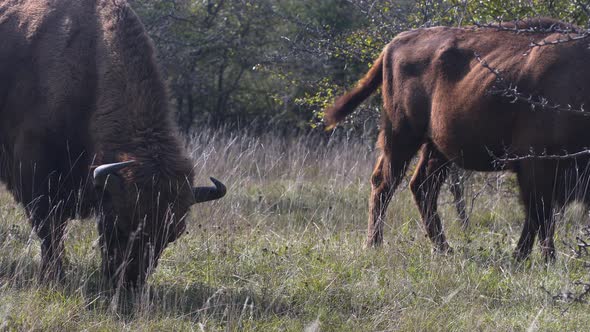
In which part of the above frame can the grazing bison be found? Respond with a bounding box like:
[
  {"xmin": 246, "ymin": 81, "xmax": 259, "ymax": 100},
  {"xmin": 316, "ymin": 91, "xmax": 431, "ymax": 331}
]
[
  {"xmin": 0, "ymin": 0, "xmax": 226, "ymax": 286},
  {"xmin": 326, "ymin": 18, "xmax": 589, "ymax": 260}
]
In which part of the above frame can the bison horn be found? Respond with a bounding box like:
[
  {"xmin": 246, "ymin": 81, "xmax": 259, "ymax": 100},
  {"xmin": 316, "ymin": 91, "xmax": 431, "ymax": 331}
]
[
  {"xmin": 93, "ymin": 160, "xmax": 136, "ymax": 185},
  {"xmin": 193, "ymin": 177, "xmax": 226, "ymax": 203}
]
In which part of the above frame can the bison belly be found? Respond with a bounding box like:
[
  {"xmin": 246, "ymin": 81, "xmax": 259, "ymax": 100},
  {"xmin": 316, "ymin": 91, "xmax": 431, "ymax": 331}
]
[{"xmin": 429, "ymin": 92, "xmax": 517, "ymax": 171}]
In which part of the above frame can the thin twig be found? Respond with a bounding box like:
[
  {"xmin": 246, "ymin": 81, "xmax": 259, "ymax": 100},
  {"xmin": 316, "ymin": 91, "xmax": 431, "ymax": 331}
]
[{"xmin": 474, "ymin": 52, "xmax": 590, "ymax": 117}]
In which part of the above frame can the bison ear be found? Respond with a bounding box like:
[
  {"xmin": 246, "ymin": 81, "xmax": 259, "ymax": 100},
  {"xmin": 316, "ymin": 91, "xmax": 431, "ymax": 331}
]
[
  {"xmin": 193, "ymin": 177, "xmax": 226, "ymax": 204},
  {"xmin": 93, "ymin": 160, "xmax": 136, "ymax": 187}
]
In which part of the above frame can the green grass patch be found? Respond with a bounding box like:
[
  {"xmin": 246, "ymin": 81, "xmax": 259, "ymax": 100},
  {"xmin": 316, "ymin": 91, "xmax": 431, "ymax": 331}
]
[{"xmin": 1, "ymin": 131, "xmax": 590, "ymax": 330}]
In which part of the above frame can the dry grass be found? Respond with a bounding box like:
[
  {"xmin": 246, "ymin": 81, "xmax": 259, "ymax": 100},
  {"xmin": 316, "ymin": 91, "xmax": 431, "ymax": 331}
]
[{"xmin": 1, "ymin": 128, "xmax": 590, "ymax": 331}]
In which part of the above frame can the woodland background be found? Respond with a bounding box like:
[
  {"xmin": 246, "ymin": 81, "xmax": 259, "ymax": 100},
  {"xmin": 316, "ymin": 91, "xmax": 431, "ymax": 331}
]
[{"xmin": 131, "ymin": 0, "xmax": 590, "ymax": 134}]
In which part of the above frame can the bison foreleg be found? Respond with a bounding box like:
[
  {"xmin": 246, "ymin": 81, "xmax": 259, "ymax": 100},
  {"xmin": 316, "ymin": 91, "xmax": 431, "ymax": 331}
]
[
  {"xmin": 31, "ymin": 212, "xmax": 67, "ymax": 282},
  {"xmin": 514, "ymin": 165, "xmax": 556, "ymax": 261}
]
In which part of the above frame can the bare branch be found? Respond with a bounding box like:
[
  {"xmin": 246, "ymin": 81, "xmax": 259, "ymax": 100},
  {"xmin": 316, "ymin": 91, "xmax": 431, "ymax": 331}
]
[
  {"xmin": 474, "ymin": 20, "xmax": 582, "ymax": 34},
  {"xmin": 487, "ymin": 147, "xmax": 590, "ymax": 163},
  {"xmin": 528, "ymin": 31, "xmax": 590, "ymax": 48},
  {"xmin": 474, "ymin": 52, "xmax": 590, "ymax": 117}
]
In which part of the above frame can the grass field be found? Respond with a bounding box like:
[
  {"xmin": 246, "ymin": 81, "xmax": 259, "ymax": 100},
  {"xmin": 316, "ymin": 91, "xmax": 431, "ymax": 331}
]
[{"xmin": 1, "ymin": 128, "xmax": 590, "ymax": 331}]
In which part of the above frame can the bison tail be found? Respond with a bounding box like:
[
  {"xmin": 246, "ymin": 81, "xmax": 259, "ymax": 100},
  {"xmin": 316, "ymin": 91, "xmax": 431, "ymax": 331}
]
[{"xmin": 324, "ymin": 51, "xmax": 384, "ymax": 128}]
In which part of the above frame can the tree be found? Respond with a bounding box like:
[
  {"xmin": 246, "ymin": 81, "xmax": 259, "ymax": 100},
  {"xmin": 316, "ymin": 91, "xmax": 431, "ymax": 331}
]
[{"xmin": 131, "ymin": 0, "xmax": 590, "ymax": 133}]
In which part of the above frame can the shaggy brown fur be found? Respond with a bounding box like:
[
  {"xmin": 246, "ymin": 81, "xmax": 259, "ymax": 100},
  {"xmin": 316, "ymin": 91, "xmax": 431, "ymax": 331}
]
[
  {"xmin": 326, "ymin": 18, "xmax": 590, "ymax": 260},
  {"xmin": 0, "ymin": 0, "xmax": 224, "ymax": 286}
]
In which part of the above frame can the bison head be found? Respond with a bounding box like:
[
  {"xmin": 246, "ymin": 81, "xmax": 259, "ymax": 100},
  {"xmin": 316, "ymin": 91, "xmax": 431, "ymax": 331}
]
[{"xmin": 93, "ymin": 160, "xmax": 225, "ymax": 287}]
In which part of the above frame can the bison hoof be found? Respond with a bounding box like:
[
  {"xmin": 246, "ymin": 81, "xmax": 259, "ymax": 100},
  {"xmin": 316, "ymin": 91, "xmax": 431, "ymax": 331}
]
[
  {"xmin": 364, "ymin": 237, "xmax": 384, "ymax": 249},
  {"xmin": 40, "ymin": 262, "xmax": 65, "ymax": 284},
  {"xmin": 433, "ymin": 244, "xmax": 453, "ymax": 255},
  {"xmin": 364, "ymin": 242, "xmax": 382, "ymax": 249},
  {"xmin": 541, "ymin": 248, "xmax": 556, "ymax": 263},
  {"xmin": 512, "ymin": 249, "xmax": 531, "ymax": 261}
]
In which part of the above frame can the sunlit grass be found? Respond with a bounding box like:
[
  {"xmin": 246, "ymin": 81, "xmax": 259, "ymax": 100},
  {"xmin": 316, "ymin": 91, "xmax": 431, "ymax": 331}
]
[{"xmin": 1, "ymin": 128, "xmax": 590, "ymax": 330}]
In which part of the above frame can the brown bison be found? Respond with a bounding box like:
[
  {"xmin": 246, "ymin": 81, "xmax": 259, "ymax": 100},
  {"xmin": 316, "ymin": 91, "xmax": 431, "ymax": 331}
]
[
  {"xmin": 326, "ymin": 18, "xmax": 590, "ymax": 260},
  {"xmin": 0, "ymin": 0, "xmax": 226, "ymax": 286}
]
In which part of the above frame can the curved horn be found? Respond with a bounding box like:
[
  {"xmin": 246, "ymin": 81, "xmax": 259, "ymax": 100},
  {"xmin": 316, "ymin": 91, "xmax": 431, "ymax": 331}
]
[
  {"xmin": 193, "ymin": 177, "xmax": 226, "ymax": 203},
  {"xmin": 93, "ymin": 160, "xmax": 136, "ymax": 185}
]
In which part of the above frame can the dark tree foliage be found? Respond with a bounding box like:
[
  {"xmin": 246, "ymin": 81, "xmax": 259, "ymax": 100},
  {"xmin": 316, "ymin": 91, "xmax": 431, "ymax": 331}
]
[
  {"xmin": 130, "ymin": 0, "xmax": 590, "ymax": 134},
  {"xmin": 132, "ymin": 0, "xmax": 285, "ymax": 132}
]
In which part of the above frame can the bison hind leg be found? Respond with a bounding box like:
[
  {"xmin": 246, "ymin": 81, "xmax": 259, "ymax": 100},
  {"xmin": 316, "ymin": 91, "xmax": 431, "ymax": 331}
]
[
  {"xmin": 410, "ymin": 143, "xmax": 452, "ymax": 253},
  {"xmin": 367, "ymin": 129, "xmax": 422, "ymax": 248},
  {"xmin": 448, "ymin": 165, "xmax": 470, "ymax": 230}
]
